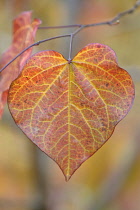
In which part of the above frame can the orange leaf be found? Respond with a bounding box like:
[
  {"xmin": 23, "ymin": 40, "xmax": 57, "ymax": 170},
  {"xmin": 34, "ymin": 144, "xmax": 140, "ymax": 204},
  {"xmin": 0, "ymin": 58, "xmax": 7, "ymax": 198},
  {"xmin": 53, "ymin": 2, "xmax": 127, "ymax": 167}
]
[
  {"xmin": 8, "ymin": 43, "xmax": 135, "ymax": 181},
  {"xmin": 0, "ymin": 11, "xmax": 41, "ymax": 118}
]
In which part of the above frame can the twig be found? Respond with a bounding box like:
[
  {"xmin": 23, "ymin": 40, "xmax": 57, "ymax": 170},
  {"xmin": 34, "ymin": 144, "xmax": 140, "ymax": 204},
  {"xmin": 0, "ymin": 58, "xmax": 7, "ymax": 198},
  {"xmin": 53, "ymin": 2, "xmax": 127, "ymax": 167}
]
[
  {"xmin": 0, "ymin": 1, "xmax": 140, "ymax": 72},
  {"xmin": 39, "ymin": 0, "xmax": 140, "ymax": 29},
  {"xmin": 84, "ymin": 0, "xmax": 140, "ymax": 27},
  {"xmin": 0, "ymin": 34, "xmax": 70, "ymax": 72},
  {"xmin": 39, "ymin": 24, "xmax": 81, "ymax": 29}
]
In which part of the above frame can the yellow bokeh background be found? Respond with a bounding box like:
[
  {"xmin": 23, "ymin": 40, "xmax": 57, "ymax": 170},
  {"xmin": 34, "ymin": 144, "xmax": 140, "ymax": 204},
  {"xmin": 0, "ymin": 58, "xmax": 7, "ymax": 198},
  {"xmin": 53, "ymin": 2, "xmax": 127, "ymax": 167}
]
[{"xmin": 0, "ymin": 0, "xmax": 140, "ymax": 209}]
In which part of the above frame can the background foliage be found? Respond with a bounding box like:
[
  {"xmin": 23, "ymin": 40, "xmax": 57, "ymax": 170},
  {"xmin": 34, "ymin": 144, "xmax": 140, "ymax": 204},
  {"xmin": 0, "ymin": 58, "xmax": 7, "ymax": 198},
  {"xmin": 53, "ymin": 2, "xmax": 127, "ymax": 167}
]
[{"xmin": 0, "ymin": 0, "xmax": 140, "ymax": 210}]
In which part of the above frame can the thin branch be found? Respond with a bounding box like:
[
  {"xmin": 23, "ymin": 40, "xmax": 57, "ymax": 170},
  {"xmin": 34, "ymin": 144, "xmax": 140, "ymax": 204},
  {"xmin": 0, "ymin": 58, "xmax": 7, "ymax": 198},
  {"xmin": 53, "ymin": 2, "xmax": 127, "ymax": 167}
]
[
  {"xmin": 84, "ymin": 0, "xmax": 140, "ymax": 28},
  {"xmin": 0, "ymin": 34, "xmax": 70, "ymax": 73},
  {"xmin": 39, "ymin": 0, "xmax": 140, "ymax": 29},
  {"xmin": 0, "ymin": 1, "xmax": 140, "ymax": 72},
  {"xmin": 39, "ymin": 24, "xmax": 81, "ymax": 29}
]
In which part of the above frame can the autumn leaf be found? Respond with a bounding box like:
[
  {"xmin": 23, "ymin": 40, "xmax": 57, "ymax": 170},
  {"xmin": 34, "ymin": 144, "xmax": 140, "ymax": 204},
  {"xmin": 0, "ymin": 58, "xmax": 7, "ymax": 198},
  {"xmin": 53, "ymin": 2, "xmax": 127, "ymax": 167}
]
[
  {"xmin": 0, "ymin": 11, "xmax": 41, "ymax": 118},
  {"xmin": 8, "ymin": 43, "xmax": 135, "ymax": 181}
]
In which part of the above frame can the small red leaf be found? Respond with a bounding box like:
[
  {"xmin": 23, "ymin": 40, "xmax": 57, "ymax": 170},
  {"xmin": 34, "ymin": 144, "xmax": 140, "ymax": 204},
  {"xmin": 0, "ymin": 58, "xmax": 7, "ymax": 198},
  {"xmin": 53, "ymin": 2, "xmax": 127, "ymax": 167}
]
[
  {"xmin": 8, "ymin": 43, "xmax": 135, "ymax": 181},
  {"xmin": 0, "ymin": 11, "xmax": 41, "ymax": 118}
]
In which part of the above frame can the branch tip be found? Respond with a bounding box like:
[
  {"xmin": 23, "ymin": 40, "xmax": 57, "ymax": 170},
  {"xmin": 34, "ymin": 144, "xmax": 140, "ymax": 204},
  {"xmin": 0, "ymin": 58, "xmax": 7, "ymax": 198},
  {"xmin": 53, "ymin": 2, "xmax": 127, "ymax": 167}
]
[{"xmin": 0, "ymin": 1, "xmax": 140, "ymax": 73}]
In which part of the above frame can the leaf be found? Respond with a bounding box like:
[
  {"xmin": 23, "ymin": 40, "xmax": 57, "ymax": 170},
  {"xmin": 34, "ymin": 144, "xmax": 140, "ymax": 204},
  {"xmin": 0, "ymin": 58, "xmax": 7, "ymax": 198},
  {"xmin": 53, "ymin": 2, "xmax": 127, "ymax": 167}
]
[
  {"xmin": 8, "ymin": 43, "xmax": 135, "ymax": 181},
  {"xmin": 0, "ymin": 11, "xmax": 42, "ymax": 118}
]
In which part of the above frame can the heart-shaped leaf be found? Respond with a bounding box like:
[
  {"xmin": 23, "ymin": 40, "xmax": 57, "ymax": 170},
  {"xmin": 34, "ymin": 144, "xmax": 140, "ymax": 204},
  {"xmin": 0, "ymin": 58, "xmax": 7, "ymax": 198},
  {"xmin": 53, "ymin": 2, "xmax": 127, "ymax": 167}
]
[{"xmin": 8, "ymin": 43, "xmax": 135, "ymax": 181}]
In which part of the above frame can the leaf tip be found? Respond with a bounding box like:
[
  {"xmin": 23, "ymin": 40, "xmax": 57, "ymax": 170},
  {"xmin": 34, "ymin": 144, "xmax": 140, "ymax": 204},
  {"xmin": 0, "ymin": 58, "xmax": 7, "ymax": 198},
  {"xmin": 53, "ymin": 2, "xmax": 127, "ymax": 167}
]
[{"xmin": 64, "ymin": 173, "xmax": 72, "ymax": 182}]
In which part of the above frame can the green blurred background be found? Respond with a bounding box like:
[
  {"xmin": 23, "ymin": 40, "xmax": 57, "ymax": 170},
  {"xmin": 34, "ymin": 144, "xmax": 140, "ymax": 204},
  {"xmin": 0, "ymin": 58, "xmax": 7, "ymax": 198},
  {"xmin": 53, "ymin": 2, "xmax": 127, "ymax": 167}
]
[{"xmin": 0, "ymin": 0, "xmax": 140, "ymax": 209}]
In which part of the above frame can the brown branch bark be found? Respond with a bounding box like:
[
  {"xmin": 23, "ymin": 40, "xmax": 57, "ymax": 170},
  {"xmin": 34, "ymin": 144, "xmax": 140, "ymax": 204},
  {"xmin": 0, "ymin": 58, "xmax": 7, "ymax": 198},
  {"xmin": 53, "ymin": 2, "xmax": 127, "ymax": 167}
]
[{"xmin": 0, "ymin": 0, "xmax": 140, "ymax": 72}]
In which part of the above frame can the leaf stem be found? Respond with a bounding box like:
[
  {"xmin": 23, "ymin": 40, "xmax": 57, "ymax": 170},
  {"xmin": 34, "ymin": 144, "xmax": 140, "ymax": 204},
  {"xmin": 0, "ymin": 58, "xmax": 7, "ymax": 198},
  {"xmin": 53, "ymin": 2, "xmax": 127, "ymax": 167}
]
[
  {"xmin": 0, "ymin": 1, "xmax": 140, "ymax": 72},
  {"xmin": 68, "ymin": 26, "xmax": 84, "ymax": 62}
]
